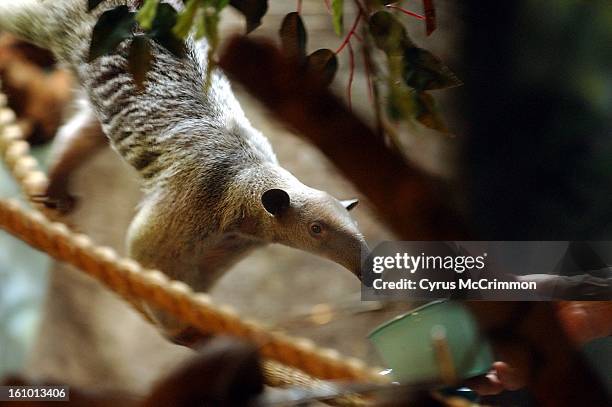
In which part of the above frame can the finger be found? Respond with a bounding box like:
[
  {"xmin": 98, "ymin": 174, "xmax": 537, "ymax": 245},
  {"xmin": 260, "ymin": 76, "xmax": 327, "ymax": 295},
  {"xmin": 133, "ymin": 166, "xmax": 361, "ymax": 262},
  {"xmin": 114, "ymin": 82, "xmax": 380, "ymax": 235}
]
[
  {"xmin": 493, "ymin": 361, "xmax": 525, "ymax": 391},
  {"xmin": 465, "ymin": 370, "xmax": 505, "ymax": 395},
  {"xmin": 558, "ymin": 302, "xmax": 612, "ymax": 344}
]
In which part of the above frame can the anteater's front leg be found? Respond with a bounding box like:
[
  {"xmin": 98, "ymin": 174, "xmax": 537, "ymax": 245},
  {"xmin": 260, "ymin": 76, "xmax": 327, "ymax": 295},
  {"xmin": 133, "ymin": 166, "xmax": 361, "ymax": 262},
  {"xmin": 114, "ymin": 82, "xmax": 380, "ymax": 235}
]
[
  {"xmin": 33, "ymin": 101, "xmax": 107, "ymax": 213},
  {"xmin": 127, "ymin": 194, "xmax": 259, "ymax": 344}
]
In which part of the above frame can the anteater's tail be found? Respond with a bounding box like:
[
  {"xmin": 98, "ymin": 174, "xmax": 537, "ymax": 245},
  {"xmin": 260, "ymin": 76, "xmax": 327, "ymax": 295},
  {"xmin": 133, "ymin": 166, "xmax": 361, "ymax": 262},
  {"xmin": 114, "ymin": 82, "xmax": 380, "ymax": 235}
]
[
  {"xmin": 0, "ymin": 0, "xmax": 122, "ymax": 66},
  {"xmin": 0, "ymin": 1, "xmax": 54, "ymax": 48}
]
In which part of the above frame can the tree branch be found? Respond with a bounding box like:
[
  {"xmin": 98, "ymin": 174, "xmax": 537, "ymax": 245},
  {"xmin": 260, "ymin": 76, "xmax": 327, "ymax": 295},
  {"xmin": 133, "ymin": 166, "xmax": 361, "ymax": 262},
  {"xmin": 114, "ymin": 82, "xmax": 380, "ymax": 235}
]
[{"xmin": 219, "ymin": 36, "xmax": 467, "ymax": 239}]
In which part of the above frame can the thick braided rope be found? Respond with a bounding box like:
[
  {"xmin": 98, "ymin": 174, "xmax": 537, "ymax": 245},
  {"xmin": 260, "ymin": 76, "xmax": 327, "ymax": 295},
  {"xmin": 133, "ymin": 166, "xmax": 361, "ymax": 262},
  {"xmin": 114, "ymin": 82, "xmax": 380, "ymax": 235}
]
[
  {"xmin": 0, "ymin": 92, "xmax": 161, "ymax": 321},
  {"xmin": 0, "ymin": 199, "xmax": 378, "ymax": 406},
  {"xmin": 0, "ymin": 98, "xmax": 48, "ymax": 199},
  {"xmin": 0, "ymin": 85, "xmax": 387, "ymax": 394}
]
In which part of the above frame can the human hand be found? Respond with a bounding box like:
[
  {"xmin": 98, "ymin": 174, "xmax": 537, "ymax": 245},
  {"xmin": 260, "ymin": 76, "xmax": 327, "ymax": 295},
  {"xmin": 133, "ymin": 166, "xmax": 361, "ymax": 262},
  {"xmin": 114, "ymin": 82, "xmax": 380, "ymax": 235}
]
[{"xmin": 468, "ymin": 301, "xmax": 612, "ymax": 395}]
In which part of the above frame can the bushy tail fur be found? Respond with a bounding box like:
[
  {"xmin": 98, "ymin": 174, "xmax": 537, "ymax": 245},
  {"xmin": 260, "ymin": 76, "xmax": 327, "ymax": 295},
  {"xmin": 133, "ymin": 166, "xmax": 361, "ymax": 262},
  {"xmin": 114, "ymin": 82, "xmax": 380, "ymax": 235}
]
[
  {"xmin": 0, "ymin": 0, "xmax": 123, "ymax": 66},
  {"xmin": 0, "ymin": 0, "xmax": 54, "ymax": 47}
]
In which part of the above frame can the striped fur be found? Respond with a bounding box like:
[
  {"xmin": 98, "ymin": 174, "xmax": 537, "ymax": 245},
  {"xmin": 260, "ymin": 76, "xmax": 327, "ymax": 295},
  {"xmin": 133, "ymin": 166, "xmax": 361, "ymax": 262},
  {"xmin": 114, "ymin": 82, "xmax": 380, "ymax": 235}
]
[{"xmin": 0, "ymin": 0, "xmax": 368, "ymax": 337}]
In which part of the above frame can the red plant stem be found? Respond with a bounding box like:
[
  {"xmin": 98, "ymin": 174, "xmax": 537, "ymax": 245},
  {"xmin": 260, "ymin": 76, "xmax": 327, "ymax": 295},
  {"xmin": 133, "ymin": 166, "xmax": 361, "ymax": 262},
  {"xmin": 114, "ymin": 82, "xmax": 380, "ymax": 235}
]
[
  {"xmin": 352, "ymin": 32, "xmax": 363, "ymax": 42},
  {"xmin": 423, "ymin": 0, "xmax": 437, "ymax": 35},
  {"xmin": 323, "ymin": 0, "xmax": 331, "ymax": 13},
  {"xmin": 352, "ymin": 0, "xmax": 368, "ymax": 15},
  {"xmin": 335, "ymin": 11, "xmax": 362, "ymax": 54},
  {"xmin": 385, "ymin": 3, "xmax": 425, "ymax": 20},
  {"xmin": 347, "ymin": 41, "xmax": 355, "ymax": 111}
]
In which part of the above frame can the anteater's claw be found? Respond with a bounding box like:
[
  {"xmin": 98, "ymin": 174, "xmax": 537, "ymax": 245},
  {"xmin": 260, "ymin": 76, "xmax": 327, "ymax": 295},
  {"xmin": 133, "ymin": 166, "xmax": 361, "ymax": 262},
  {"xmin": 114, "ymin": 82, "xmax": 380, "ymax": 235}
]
[{"xmin": 31, "ymin": 192, "xmax": 77, "ymax": 214}]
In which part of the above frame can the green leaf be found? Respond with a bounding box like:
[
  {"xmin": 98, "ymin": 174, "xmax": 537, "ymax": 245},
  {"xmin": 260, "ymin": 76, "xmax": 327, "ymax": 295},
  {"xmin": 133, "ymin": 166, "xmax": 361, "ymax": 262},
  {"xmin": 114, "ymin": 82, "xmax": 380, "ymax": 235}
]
[
  {"xmin": 279, "ymin": 12, "xmax": 307, "ymax": 62},
  {"xmin": 412, "ymin": 91, "xmax": 448, "ymax": 132},
  {"xmin": 195, "ymin": 8, "xmax": 208, "ymax": 39},
  {"xmin": 230, "ymin": 0, "xmax": 269, "ymax": 33},
  {"xmin": 386, "ymin": 55, "xmax": 414, "ymax": 121},
  {"xmin": 148, "ymin": 3, "xmax": 186, "ymax": 58},
  {"xmin": 148, "ymin": 3, "xmax": 178, "ymax": 35},
  {"xmin": 208, "ymin": 12, "xmax": 221, "ymax": 50},
  {"xmin": 194, "ymin": 7, "xmax": 221, "ymax": 46},
  {"xmin": 369, "ymin": 11, "xmax": 413, "ymax": 55},
  {"xmin": 173, "ymin": 0, "xmax": 200, "ymax": 38},
  {"xmin": 369, "ymin": 12, "xmax": 461, "ymax": 91},
  {"xmin": 331, "ymin": 0, "xmax": 343, "ymax": 36},
  {"xmin": 306, "ymin": 49, "xmax": 338, "ymax": 87},
  {"xmin": 88, "ymin": 0, "xmax": 105, "ymax": 11},
  {"xmin": 128, "ymin": 35, "xmax": 153, "ymax": 91},
  {"xmin": 136, "ymin": 0, "xmax": 160, "ymax": 31},
  {"xmin": 216, "ymin": 0, "xmax": 231, "ymax": 10},
  {"xmin": 403, "ymin": 47, "xmax": 462, "ymax": 90},
  {"xmin": 88, "ymin": 6, "xmax": 136, "ymax": 62},
  {"xmin": 152, "ymin": 31, "xmax": 186, "ymax": 59}
]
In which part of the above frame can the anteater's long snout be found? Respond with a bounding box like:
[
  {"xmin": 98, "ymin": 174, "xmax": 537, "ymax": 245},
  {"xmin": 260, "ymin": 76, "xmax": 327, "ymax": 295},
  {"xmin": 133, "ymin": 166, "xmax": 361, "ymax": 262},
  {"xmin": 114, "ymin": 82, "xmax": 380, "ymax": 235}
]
[{"xmin": 347, "ymin": 240, "xmax": 370, "ymax": 283}]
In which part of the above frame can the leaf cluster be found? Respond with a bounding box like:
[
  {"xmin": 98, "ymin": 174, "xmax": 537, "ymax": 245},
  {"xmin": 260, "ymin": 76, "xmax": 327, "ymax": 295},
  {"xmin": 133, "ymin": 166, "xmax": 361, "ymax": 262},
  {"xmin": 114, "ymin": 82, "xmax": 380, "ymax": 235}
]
[
  {"xmin": 279, "ymin": 12, "xmax": 337, "ymax": 87},
  {"xmin": 87, "ymin": 1, "xmax": 461, "ymax": 134},
  {"xmin": 88, "ymin": 2, "xmax": 187, "ymax": 90},
  {"xmin": 369, "ymin": 10, "xmax": 461, "ymax": 132},
  {"xmin": 88, "ymin": 0, "xmax": 267, "ymax": 90}
]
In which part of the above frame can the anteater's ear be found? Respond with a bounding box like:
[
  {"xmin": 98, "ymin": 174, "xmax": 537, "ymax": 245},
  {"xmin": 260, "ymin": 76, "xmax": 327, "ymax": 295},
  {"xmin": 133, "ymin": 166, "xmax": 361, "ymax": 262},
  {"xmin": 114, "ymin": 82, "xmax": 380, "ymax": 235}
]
[
  {"xmin": 261, "ymin": 189, "xmax": 290, "ymax": 215},
  {"xmin": 341, "ymin": 198, "xmax": 359, "ymax": 211}
]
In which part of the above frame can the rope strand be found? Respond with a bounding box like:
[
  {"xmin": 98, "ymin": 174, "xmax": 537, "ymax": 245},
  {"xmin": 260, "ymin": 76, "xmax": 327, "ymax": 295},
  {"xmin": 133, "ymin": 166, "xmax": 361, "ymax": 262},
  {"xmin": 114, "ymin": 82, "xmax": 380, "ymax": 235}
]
[{"xmin": 0, "ymin": 82, "xmax": 386, "ymax": 402}]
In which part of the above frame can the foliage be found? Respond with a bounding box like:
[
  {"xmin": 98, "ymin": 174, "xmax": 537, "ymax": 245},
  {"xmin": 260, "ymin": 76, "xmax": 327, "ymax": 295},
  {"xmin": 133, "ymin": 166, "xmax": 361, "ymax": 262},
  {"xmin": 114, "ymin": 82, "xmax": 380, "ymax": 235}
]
[
  {"xmin": 279, "ymin": 13, "xmax": 338, "ymax": 87},
  {"xmin": 128, "ymin": 35, "xmax": 152, "ymax": 90},
  {"xmin": 87, "ymin": 0, "xmax": 461, "ymax": 135},
  {"xmin": 279, "ymin": 12, "xmax": 307, "ymax": 62},
  {"xmin": 88, "ymin": 6, "xmax": 137, "ymax": 62},
  {"xmin": 87, "ymin": 0, "xmax": 105, "ymax": 10},
  {"xmin": 331, "ymin": 0, "xmax": 344, "ymax": 35},
  {"xmin": 369, "ymin": 10, "xmax": 461, "ymax": 131},
  {"xmin": 89, "ymin": 3, "xmax": 186, "ymax": 89},
  {"xmin": 230, "ymin": 0, "xmax": 268, "ymax": 33}
]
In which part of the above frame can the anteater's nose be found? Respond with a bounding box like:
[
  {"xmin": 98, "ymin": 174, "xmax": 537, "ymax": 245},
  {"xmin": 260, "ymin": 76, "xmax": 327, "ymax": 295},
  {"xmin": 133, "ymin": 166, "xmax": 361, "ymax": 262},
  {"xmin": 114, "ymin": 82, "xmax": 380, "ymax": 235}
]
[{"xmin": 351, "ymin": 241, "xmax": 370, "ymax": 283}]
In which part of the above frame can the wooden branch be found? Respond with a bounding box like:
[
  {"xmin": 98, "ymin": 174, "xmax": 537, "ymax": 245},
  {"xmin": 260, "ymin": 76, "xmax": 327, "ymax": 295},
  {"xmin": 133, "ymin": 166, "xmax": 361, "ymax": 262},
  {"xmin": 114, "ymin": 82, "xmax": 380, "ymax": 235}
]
[{"xmin": 219, "ymin": 36, "xmax": 467, "ymax": 240}]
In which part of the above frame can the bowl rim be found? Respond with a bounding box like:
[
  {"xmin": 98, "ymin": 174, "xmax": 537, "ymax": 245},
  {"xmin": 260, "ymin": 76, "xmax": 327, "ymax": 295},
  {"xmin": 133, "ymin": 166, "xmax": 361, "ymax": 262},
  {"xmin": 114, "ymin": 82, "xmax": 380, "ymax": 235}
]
[{"xmin": 367, "ymin": 299, "xmax": 455, "ymax": 339}]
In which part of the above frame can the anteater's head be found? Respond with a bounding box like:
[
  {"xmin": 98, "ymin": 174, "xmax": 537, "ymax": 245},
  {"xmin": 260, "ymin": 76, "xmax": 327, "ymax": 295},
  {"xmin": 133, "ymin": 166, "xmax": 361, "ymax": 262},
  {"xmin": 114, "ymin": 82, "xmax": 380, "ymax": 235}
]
[{"xmin": 257, "ymin": 179, "xmax": 369, "ymax": 281}]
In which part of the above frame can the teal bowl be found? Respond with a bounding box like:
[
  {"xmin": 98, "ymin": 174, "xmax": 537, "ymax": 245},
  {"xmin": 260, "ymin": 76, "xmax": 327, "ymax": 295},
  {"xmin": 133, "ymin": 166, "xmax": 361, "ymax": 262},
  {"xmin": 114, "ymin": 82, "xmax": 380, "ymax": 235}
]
[{"xmin": 368, "ymin": 300, "xmax": 494, "ymax": 384}]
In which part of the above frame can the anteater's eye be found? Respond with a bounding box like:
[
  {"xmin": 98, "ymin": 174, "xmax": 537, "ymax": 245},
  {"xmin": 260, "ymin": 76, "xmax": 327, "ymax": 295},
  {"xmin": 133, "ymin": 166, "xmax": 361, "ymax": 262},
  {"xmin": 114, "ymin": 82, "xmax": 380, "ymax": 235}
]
[{"xmin": 310, "ymin": 223, "xmax": 323, "ymax": 235}]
